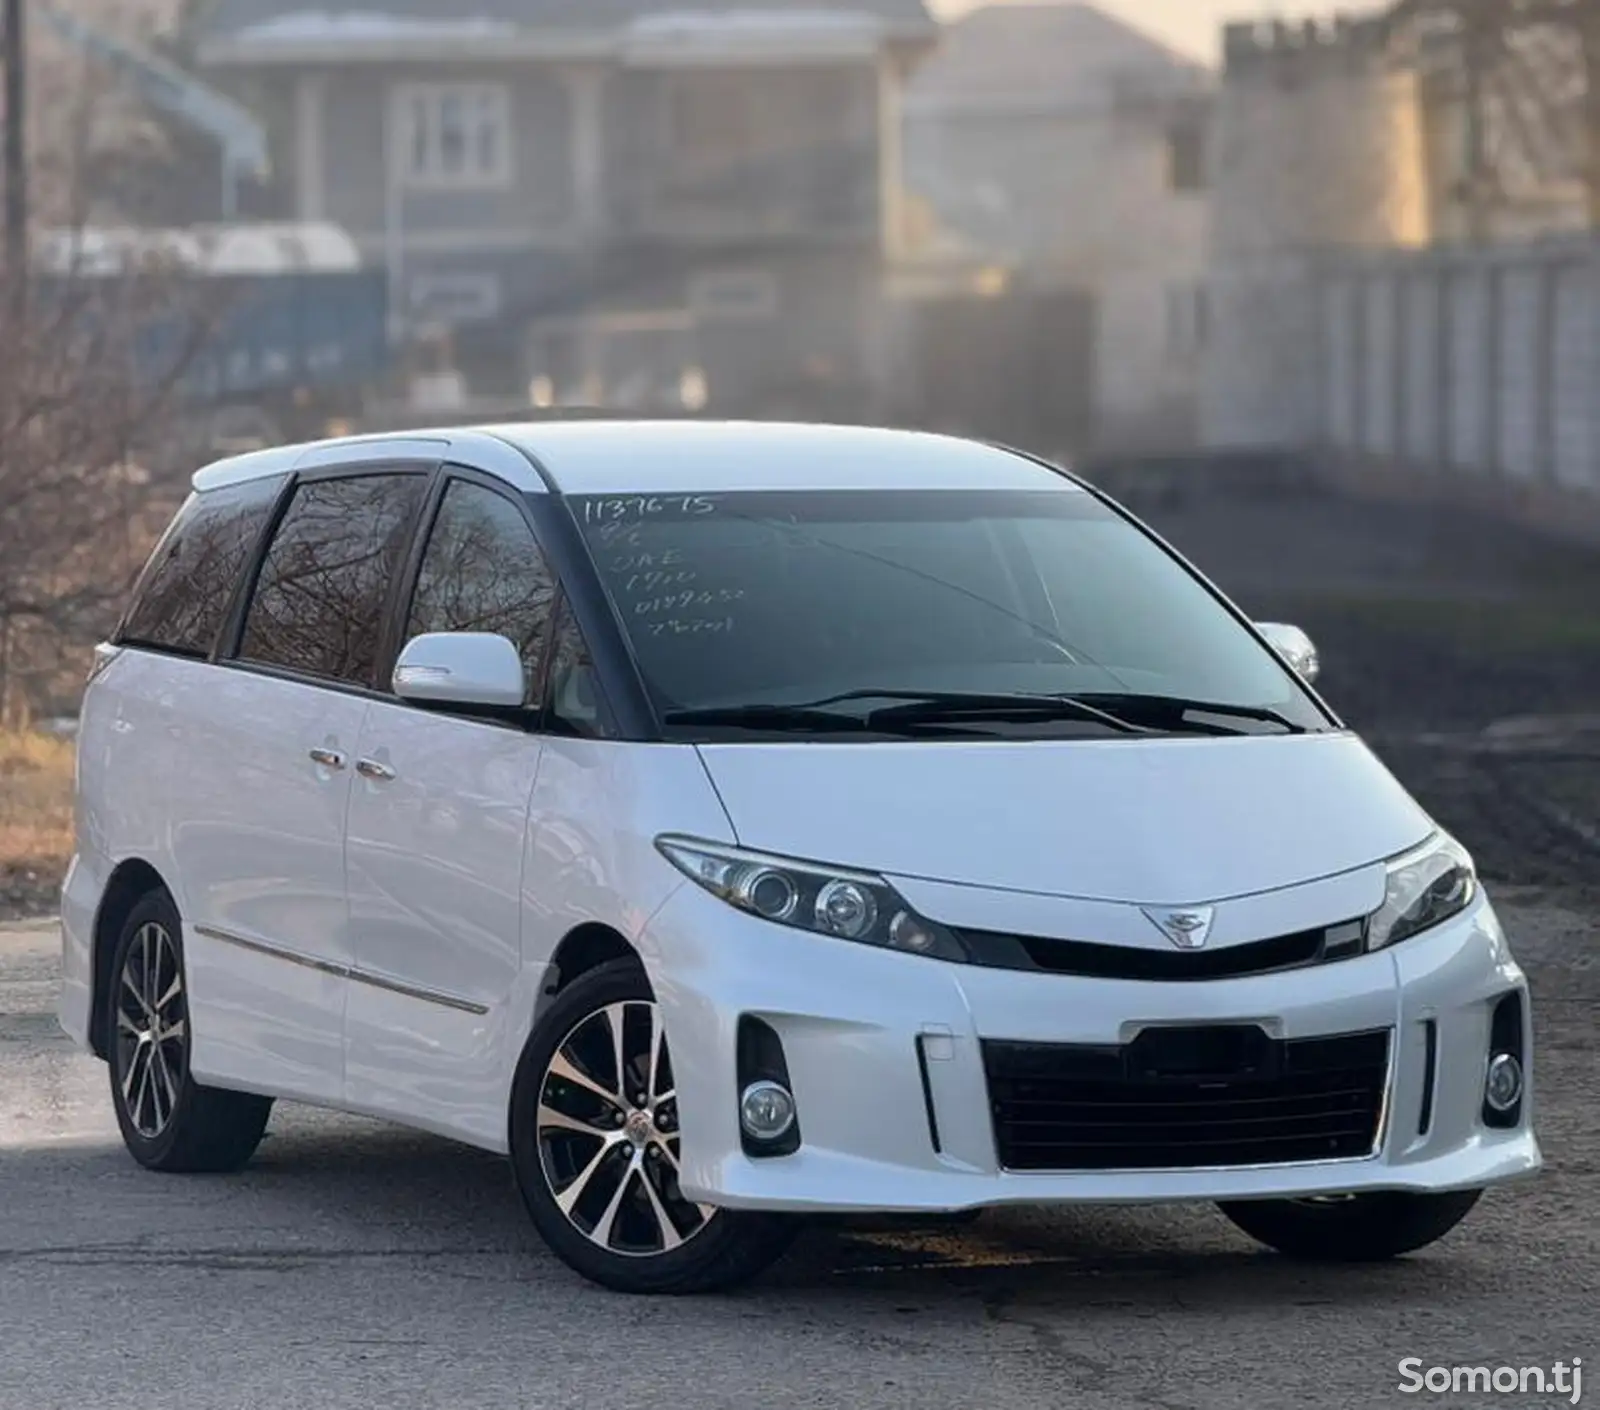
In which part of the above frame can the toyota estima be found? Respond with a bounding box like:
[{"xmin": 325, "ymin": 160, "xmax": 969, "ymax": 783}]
[{"xmin": 61, "ymin": 422, "xmax": 1540, "ymax": 1294}]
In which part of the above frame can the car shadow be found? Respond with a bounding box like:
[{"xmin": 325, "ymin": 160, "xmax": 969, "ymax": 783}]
[{"xmin": 1, "ymin": 1110, "xmax": 1502, "ymax": 1318}]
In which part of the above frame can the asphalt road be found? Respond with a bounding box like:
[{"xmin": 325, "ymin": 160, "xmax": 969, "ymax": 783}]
[
  {"xmin": 1, "ymin": 897, "xmax": 1594, "ymax": 1410},
  {"xmin": 2, "ymin": 478, "xmax": 1597, "ymax": 1409}
]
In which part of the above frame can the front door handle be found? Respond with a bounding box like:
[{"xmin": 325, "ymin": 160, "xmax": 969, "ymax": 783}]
[
  {"xmin": 356, "ymin": 757, "xmax": 396, "ymax": 782},
  {"xmin": 309, "ymin": 747, "xmax": 347, "ymax": 771}
]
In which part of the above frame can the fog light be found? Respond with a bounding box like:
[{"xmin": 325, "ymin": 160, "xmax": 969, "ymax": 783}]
[
  {"xmin": 1484, "ymin": 1053, "xmax": 1523, "ymax": 1114},
  {"xmin": 739, "ymin": 1080, "xmax": 796, "ymax": 1141}
]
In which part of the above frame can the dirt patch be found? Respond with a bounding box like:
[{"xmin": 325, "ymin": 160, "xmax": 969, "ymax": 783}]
[{"xmin": 0, "ymin": 731, "xmax": 74, "ymax": 922}]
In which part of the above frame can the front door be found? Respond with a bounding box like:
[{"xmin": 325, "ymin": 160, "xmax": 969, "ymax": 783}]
[
  {"xmin": 343, "ymin": 475, "xmax": 557, "ymax": 1149},
  {"xmin": 183, "ymin": 468, "xmax": 431, "ymax": 1103}
]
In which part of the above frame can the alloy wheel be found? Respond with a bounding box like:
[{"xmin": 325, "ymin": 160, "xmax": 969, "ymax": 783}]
[
  {"xmin": 536, "ymin": 1000, "xmax": 715, "ymax": 1256},
  {"xmin": 113, "ymin": 921, "xmax": 188, "ymax": 1139}
]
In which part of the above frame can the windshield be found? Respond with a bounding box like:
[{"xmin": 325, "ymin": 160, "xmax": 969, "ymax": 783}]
[{"xmin": 571, "ymin": 488, "xmax": 1333, "ymax": 740}]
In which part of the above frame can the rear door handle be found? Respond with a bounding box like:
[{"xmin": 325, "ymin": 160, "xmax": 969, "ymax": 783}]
[
  {"xmin": 309, "ymin": 747, "xmax": 347, "ymax": 771},
  {"xmin": 356, "ymin": 758, "xmax": 396, "ymax": 782}
]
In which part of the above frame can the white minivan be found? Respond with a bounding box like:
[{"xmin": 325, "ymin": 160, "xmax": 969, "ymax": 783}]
[{"xmin": 60, "ymin": 422, "xmax": 1540, "ymax": 1293}]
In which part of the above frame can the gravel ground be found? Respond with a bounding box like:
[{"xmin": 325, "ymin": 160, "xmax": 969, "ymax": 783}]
[{"xmin": 0, "ymin": 478, "xmax": 1595, "ymax": 1410}]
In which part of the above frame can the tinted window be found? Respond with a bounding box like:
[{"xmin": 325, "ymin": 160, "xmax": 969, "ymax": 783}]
[
  {"xmin": 571, "ymin": 489, "xmax": 1328, "ymax": 737},
  {"xmin": 239, "ymin": 473, "xmax": 427, "ymax": 686},
  {"xmin": 405, "ymin": 479, "xmax": 556, "ymax": 703},
  {"xmin": 545, "ymin": 601, "xmax": 609, "ymax": 738},
  {"xmin": 119, "ymin": 476, "xmax": 285, "ymax": 656}
]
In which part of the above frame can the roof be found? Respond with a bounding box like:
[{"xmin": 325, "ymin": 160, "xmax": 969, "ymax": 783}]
[
  {"xmin": 192, "ymin": 420, "xmax": 1075, "ymax": 497},
  {"xmin": 906, "ymin": 2, "xmax": 1210, "ymax": 115},
  {"xmin": 191, "ymin": 0, "xmax": 935, "ymax": 52}
]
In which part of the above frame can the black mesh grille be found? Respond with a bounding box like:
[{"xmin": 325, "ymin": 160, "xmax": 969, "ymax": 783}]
[
  {"xmin": 957, "ymin": 919, "xmax": 1366, "ymax": 981},
  {"xmin": 984, "ymin": 1027, "xmax": 1390, "ymax": 1172}
]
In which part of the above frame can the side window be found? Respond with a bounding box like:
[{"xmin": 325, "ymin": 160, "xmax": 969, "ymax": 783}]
[
  {"xmin": 546, "ymin": 600, "xmax": 611, "ymax": 739},
  {"xmin": 405, "ymin": 479, "xmax": 557, "ymax": 703},
  {"xmin": 239, "ymin": 472, "xmax": 427, "ymax": 687},
  {"xmin": 119, "ymin": 476, "xmax": 286, "ymax": 656}
]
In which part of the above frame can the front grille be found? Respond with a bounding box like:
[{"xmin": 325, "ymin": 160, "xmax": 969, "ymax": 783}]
[
  {"xmin": 957, "ymin": 918, "xmax": 1367, "ymax": 981},
  {"xmin": 984, "ymin": 1027, "xmax": 1390, "ymax": 1172}
]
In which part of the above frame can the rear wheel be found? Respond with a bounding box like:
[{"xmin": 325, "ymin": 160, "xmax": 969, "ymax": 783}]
[
  {"xmin": 1218, "ymin": 1189, "xmax": 1484, "ymax": 1261},
  {"xmin": 509, "ymin": 958, "xmax": 797, "ymax": 1294},
  {"xmin": 104, "ymin": 890, "xmax": 273, "ymax": 1173}
]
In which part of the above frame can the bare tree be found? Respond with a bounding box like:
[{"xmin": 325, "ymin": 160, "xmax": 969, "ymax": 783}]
[
  {"xmin": 0, "ymin": 61, "xmax": 217, "ymax": 722},
  {"xmin": 1388, "ymin": 0, "xmax": 1596, "ymax": 233}
]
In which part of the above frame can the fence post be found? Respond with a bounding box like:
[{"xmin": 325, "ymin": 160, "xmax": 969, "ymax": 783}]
[{"xmin": 1535, "ymin": 257, "xmax": 1558, "ymax": 486}]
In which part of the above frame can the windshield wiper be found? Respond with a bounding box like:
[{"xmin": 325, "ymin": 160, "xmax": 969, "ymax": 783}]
[
  {"xmin": 658, "ymin": 700, "xmax": 991, "ymax": 737},
  {"xmin": 686, "ymin": 688, "xmax": 1149, "ymax": 735},
  {"xmin": 854, "ymin": 690, "xmax": 1151, "ymax": 734},
  {"xmin": 1070, "ymin": 693, "xmax": 1311, "ymax": 736}
]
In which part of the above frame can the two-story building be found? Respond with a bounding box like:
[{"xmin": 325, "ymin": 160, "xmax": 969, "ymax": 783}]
[
  {"xmin": 187, "ymin": 0, "xmax": 937, "ymax": 414},
  {"xmin": 904, "ymin": 3, "xmax": 1213, "ymax": 451}
]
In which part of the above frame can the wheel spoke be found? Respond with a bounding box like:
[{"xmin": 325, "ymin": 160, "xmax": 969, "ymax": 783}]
[
  {"xmin": 129, "ymin": 1046, "xmax": 156, "ymax": 1133},
  {"xmin": 140, "ymin": 926, "xmax": 160, "ymax": 1013},
  {"xmin": 155, "ymin": 974, "xmax": 182, "ymax": 1017},
  {"xmin": 154, "ymin": 1047, "xmax": 179, "ymax": 1126},
  {"xmin": 652, "ymin": 1139, "xmax": 680, "ymax": 1174},
  {"xmin": 555, "ymin": 1139, "xmax": 619, "ymax": 1218},
  {"xmin": 588, "ymin": 1156, "xmax": 638, "ymax": 1250},
  {"xmin": 159, "ymin": 1018, "xmax": 186, "ymax": 1046},
  {"xmin": 117, "ymin": 1010, "xmax": 143, "ymax": 1041},
  {"xmin": 603, "ymin": 1002, "xmax": 630, "ymax": 1100},
  {"xmin": 120, "ymin": 1041, "xmax": 148, "ymax": 1108},
  {"xmin": 646, "ymin": 1005, "xmax": 665, "ymax": 1104},
  {"xmin": 639, "ymin": 1163, "xmax": 684, "ymax": 1251},
  {"xmin": 548, "ymin": 1049, "xmax": 622, "ymax": 1108},
  {"xmin": 148, "ymin": 1050, "xmax": 168, "ymax": 1131},
  {"xmin": 538, "ymin": 1102, "xmax": 620, "ymax": 1139},
  {"xmin": 121, "ymin": 970, "xmax": 153, "ymax": 1022}
]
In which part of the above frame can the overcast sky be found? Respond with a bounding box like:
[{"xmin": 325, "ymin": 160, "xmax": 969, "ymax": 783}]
[{"xmin": 929, "ymin": 0, "xmax": 1388, "ymax": 64}]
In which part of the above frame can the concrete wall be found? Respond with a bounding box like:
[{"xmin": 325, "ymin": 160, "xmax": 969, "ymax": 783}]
[{"xmin": 1200, "ymin": 236, "xmax": 1600, "ymax": 510}]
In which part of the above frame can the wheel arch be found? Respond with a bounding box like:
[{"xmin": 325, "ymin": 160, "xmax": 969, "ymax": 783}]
[
  {"xmin": 89, "ymin": 858, "xmax": 172, "ymax": 1060},
  {"xmin": 534, "ymin": 922, "xmax": 644, "ymax": 1026}
]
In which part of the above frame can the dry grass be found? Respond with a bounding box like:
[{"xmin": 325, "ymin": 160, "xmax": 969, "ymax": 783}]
[{"xmin": 0, "ymin": 729, "xmax": 75, "ymax": 872}]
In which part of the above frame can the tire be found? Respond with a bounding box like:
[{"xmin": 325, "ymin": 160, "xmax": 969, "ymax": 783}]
[
  {"xmin": 1218, "ymin": 1189, "xmax": 1485, "ymax": 1262},
  {"xmin": 509, "ymin": 958, "xmax": 798, "ymax": 1294},
  {"xmin": 103, "ymin": 890, "xmax": 273, "ymax": 1174}
]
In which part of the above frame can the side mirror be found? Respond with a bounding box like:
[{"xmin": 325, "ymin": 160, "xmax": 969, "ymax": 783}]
[
  {"xmin": 1256, "ymin": 622, "xmax": 1320, "ymax": 685},
  {"xmin": 393, "ymin": 632, "xmax": 525, "ymax": 708}
]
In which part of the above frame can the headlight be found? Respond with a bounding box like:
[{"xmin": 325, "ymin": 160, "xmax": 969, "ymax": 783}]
[
  {"xmin": 1366, "ymin": 832, "xmax": 1477, "ymax": 951},
  {"xmin": 655, "ymin": 835, "xmax": 967, "ymax": 962}
]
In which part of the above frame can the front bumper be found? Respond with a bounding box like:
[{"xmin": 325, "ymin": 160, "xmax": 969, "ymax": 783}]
[{"xmin": 639, "ymin": 883, "xmax": 1541, "ymax": 1213}]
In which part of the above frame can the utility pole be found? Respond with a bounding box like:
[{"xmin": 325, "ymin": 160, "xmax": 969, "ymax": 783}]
[
  {"xmin": 1582, "ymin": 1, "xmax": 1600, "ymax": 229},
  {"xmin": 3, "ymin": 0, "xmax": 26, "ymax": 295}
]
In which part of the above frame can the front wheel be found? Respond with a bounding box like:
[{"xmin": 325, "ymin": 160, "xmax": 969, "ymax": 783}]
[
  {"xmin": 1218, "ymin": 1189, "xmax": 1484, "ymax": 1261},
  {"xmin": 509, "ymin": 958, "xmax": 797, "ymax": 1294}
]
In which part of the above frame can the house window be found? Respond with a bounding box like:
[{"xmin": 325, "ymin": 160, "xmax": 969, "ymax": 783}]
[
  {"xmin": 397, "ymin": 84, "xmax": 512, "ymax": 188},
  {"xmin": 409, "ymin": 271, "xmax": 503, "ymax": 324},
  {"xmin": 688, "ymin": 270, "xmax": 780, "ymax": 321},
  {"xmin": 1167, "ymin": 121, "xmax": 1207, "ymax": 193},
  {"xmin": 1165, "ymin": 284, "xmax": 1208, "ymax": 364}
]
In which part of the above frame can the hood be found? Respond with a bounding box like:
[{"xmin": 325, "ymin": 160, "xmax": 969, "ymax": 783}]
[{"xmin": 695, "ymin": 734, "xmax": 1433, "ymax": 905}]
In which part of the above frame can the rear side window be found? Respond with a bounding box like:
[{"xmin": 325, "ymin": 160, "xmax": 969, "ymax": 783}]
[
  {"xmin": 119, "ymin": 476, "xmax": 286, "ymax": 657},
  {"xmin": 238, "ymin": 472, "xmax": 427, "ymax": 687}
]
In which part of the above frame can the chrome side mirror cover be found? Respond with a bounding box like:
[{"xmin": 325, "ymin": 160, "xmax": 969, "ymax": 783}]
[
  {"xmin": 393, "ymin": 632, "xmax": 525, "ymax": 708},
  {"xmin": 1256, "ymin": 621, "xmax": 1320, "ymax": 685}
]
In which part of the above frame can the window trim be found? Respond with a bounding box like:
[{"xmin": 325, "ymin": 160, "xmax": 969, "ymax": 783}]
[
  {"xmin": 380, "ymin": 465, "xmax": 567, "ymax": 732},
  {"xmin": 219, "ymin": 460, "xmax": 441, "ymax": 695},
  {"xmin": 539, "ymin": 591, "xmax": 618, "ymax": 741},
  {"xmin": 393, "ymin": 81, "xmax": 514, "ymax": 191}
]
